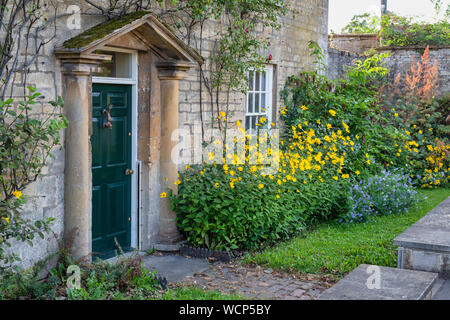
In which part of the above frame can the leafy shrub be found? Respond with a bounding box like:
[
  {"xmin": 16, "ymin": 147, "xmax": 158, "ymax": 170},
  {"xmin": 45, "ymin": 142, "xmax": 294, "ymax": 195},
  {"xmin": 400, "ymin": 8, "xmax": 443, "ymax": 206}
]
[
  {"xmin": 170, "ymin": 116, "xmax": 360, "ymax": 251},
  {"xmin": 381, "ymin": 46, "xmax": 449, "ymax": 188},
  {"xmin": 341, "ymin": 13, "xmax": 380, "ymax": 34},
  {"xmin": 0, "ymin": 247, "xmax": 164, "ymax": 300},
  {"xmin": 0, "ymin": 88, "xmax": 68, "ymax": 273},
  {"xmin": 380, "ymin": 13, "xmax": 450, "ymax": 47},
  {"xmin": 341, "ymin": 169, "xmax": 418, "ymax": 223}
]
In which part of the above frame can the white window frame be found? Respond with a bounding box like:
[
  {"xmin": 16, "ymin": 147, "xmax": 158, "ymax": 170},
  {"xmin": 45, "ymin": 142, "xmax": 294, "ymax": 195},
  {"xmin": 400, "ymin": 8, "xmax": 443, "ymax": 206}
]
[{"xmin": 245, "ymin": 65, "xmax": 273, "ymax": 131}]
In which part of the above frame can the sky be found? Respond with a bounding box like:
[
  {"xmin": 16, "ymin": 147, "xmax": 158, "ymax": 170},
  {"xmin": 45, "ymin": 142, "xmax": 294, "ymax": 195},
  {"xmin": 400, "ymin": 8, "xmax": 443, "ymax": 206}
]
[{"xmin": 328, "ymin": 0, "xmax": 449, "ymax": 33}]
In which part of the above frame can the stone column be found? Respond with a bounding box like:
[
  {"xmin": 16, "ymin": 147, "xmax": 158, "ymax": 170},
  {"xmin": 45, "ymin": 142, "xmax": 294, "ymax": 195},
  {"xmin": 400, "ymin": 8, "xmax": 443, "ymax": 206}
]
[
  {"xmin": 57, "ymin": 53, "xmax": 106, "ymax": 261},
  {"xmin": 156, "ymin": 61, "xmax": 193, "ymax": 247}
]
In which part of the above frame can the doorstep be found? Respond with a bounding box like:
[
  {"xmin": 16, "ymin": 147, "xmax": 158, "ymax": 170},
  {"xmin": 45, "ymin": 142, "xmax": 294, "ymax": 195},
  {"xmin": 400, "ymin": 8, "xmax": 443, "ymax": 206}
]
[
  {"xmin": 318, "ymin": 264, "xmax": 438, "ymax": 300},
  {"xmin": 394, "ymin": 197, "xmax": 450, "ymax": 278}
]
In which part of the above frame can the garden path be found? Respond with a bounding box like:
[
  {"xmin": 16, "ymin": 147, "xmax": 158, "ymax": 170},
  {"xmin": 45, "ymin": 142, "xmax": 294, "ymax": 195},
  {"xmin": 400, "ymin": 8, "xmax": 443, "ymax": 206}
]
[{"xmin": 178, "ymin": 262, "xmax": 336, "ymax": 300}]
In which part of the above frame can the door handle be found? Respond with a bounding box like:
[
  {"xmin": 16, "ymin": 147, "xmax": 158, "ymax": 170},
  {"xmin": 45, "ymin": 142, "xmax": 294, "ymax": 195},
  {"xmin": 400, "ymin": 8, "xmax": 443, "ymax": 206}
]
[{"xmin": 125, "ymin": 169, "xmax": 134, "ymax": 175}]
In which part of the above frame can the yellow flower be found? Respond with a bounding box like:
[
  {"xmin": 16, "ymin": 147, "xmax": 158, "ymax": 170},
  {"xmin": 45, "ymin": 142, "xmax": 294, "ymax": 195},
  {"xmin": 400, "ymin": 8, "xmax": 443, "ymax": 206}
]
[
  {"xmin": 238, "ymin": 167, "xmax": 243, "ymax": 172},
  {"xmin": 355, "ymin": 170, "xmax": 360, "ymax": 175},
  {"xmin": 329, "ymin": 109, "xmax": 336, "ymax": 117},
  {"xmin": 185, "ymin": 165, "xmax": 190, "ymax": 169},
  {"xmin": 259, "ymin": 116, "xmax": 267, "ymax": 123},
  {"xmin": 258, "ymin": 184, "xmax": 264, "ymax": 189},
  {"xmin": 276, "ymin": 194, "xmax": 280, "ymax": 199},
  {"xmin": 229, "ymin": 182, "xmax": 235, "ymax": 189},
  {"xmin": 174, "ymin": 180, "xmax": 181, "ymax": 185},
  {"xmin": 394, "ymin": 113, "xmax": 399, "ymax": 117},
  {"xmin": 12, "ymin": 190, "xmax": 23, "ymax": 199},
  {"xmin": 236, "ymin": 120, "xmax": 241, "ymax": 127},
  {"xmin": 301, "ymin": 105, "xmax": 308, "ymax": 111},
  {"xmin": 200, "ymin": 171, "xmax": 204, "ymax": 175},
  {"xmin": 160, "ymin": 192, "xmax": 167, "ymax": 198},
  {"xmin": 220, "ymin": 111, "xmax": 226, "ymax": 118},
  {"xmin": 1, "ymin": 217, "xmax": 9, "ymax": 224},
  {"xmin": 326, "ymin": 124, "xmax": 332, "ymax": 129},
  {"xmin": 333, "ymin": 176, "xmax": 338, "ymax": 181},
  {"xmin": 214, "ymin": 182, "xmax": 220, "ymax": 188}
]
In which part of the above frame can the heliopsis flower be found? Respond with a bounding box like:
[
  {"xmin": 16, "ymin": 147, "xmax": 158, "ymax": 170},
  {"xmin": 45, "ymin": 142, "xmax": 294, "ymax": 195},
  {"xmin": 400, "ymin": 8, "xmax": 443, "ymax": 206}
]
[
  {"xmin": 1, "ymin": 217, "xmax": 9, "ymax": 224},
  {"xmin": 329, "ymin": 109, "xmax": 336, "ymax": 117},
  {"xmin": 12, "ymin": 190, "xmax": 22, "ymax": 199},
  {"xmin": 160, "ymin": 192, "xmax": 167, "ymax": 198},
  {"xmin": 258, "ymin": 184, "xmax": 264, "ymax": 189},
  {"xmin": 214, "ymin": 183, "xmax": 220, "ymax": 188},
  {"xmin": 301, "ymin": 105, "xmax": 308, "ymax": 111},
  {"xmin": 174, "ymin": 180, "xmax": 181, "ymax": 185}
]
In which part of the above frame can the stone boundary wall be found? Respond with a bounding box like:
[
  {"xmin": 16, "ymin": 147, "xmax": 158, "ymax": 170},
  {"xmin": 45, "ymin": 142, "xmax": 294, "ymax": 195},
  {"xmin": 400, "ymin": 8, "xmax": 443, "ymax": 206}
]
[
  {"xmin": 327, "ymin": 47, "xmax": 360, "ymax": 80},
  {"xmin": 376, "ymin": 46, "xmax": 450, "ymax": 97},
  {"xmin": 327, "ymin": 43, "xmax": 450, "ymax": 98},
  {"xmin": 329, "ymin": 34, "xmax": 379, "ymax": 54}
]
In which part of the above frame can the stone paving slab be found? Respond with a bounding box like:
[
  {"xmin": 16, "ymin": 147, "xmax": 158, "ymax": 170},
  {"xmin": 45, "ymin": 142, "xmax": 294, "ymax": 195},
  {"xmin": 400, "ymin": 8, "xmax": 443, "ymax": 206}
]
[
  {"xmin": 432, "ymin": 279, "xmax": 450, "ymax": 300},
  {"xmin": 180, "ymin": 262, "xmax": 336, "ymax": 300},
  {"xmin": 142, "ymin": 255, "xmax": 211, "ymax": 283},
  {"xmin": 318, "ymin": 264, "xmax": 438, "ymax": 300},
  {"xmin": 394, "ymin": 197, "xmax": 450, "ymax": 252}
]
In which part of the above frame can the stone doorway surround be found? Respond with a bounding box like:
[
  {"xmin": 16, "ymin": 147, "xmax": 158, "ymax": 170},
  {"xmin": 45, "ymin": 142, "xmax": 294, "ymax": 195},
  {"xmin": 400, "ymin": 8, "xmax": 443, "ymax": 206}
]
[{"xmin": 54, "ymin": 12, "xmax": 203, "ymax": 260}]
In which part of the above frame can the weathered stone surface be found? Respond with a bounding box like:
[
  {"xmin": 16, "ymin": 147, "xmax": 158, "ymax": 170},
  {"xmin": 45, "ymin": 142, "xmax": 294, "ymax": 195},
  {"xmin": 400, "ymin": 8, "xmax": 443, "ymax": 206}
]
[
  {"xmin": 394, "ymin": 197, "xmax": 450, "ymax": 253},
  {"xmin": 318, "ymin": 264, "xmax": 438, "ymax": 300},
  {"xmin": 142, "ymin": 255, "xmax": 211, "ymax": 283}
]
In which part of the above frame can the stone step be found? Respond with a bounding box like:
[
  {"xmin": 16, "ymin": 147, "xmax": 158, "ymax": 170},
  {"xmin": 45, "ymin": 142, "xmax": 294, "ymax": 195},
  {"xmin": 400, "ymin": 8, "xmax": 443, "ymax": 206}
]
[
  {"xmin": 394, "ymin": 197, "xmax": 450, "ymax": 278},
  {"xmin": 318, "ymin": 264, "xmax": 438, "ymax": 300}
]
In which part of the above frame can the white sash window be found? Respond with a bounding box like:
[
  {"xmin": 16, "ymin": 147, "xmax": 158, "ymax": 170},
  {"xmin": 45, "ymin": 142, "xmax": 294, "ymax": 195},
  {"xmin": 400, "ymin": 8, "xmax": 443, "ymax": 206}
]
[{"xmin": 245, "ymin": 65, "xmax": 273, "ymax": 131}]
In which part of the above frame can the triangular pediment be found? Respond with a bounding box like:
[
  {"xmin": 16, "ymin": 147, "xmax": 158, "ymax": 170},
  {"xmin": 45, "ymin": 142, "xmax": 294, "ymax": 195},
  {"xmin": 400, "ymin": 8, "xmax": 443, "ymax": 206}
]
[{"xmin": 57, "ymin": 11, "xmax": 203, "ymax": 65}]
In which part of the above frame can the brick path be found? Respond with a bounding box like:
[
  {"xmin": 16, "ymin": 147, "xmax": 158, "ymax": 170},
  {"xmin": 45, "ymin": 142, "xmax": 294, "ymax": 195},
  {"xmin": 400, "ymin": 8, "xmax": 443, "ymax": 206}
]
[{"xmin": 180, "ymin": 262, "xmax": 337, "ymax": 300}]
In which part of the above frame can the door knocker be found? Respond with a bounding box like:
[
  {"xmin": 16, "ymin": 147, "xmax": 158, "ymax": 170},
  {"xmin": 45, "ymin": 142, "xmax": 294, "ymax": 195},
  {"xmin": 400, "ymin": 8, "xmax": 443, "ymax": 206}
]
[{"xmin": 102, "ymin": 104, "xmax": 113, "ymax": 129}]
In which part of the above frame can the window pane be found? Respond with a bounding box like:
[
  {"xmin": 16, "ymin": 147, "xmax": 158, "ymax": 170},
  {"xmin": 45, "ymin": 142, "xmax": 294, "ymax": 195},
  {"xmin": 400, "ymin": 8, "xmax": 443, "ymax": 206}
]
[
  {"xmin": 245, "ymin": 116, "xmax": 250, "ymax": 130},
  {"xmin": 255, "ymin": 72, "xmax": 260, "ymax": 92},
  {"xmin": 249, "ymin": 71, "xmax": 254, "ymax": 91},
  {"xmin": 254, "ymin": 93, "xmax": 260, "ymax": 113},
  {"xmin": 93, "ymin": 51, "xmax": 132, "ymax": 78},
  {"xmin": 261, "ymin": 72, "xmax": 266, "ymax": 91},
  {"xmin": 261, "ymin": 93, "xmax": 266, "ymax": 113},
  {"xmin": 247, "ymin": 94, "xmax": 253, "ymax": 113}
]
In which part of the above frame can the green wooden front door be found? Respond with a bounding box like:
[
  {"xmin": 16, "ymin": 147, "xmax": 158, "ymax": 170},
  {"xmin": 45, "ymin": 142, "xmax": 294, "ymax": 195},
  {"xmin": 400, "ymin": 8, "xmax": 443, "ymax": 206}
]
[{"xmin": 92, "ymin": 84, "xmax": 132, "ymax": 259}]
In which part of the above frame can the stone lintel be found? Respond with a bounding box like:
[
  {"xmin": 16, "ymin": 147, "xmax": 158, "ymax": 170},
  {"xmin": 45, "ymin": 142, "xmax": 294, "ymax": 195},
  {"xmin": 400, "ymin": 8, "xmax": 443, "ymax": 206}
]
[
  {"xmin": 156, "ymin": 61, "xmax": 195, "ymax": 80},
  {"xmin": 56, "ymin": 51, "xmax": 111, "ymax": 75}
]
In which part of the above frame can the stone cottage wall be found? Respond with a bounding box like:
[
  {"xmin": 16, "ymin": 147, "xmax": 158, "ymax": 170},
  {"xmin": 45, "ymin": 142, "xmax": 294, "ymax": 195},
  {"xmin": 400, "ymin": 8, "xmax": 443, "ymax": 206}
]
[{"xmin": 4, "ymin": 0, "xmax": 329, "ymax": 269}]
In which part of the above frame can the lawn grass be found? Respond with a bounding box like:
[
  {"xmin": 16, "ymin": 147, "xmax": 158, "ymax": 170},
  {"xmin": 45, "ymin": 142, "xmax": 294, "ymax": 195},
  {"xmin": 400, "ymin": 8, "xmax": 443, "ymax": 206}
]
[
  {"xmin": 161, "ymin": 286, "xmax": 244, "ymax": 300},
  {"xmin": 245, "ymin": 188, "xmax": 450, "ymax": 277}
]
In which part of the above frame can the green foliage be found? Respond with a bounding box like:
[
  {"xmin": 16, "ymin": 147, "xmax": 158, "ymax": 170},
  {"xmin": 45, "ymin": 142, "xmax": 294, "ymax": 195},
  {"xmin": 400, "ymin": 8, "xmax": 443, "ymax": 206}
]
[
  {"xmin": 380, "ymin": 13, "xmax": 450, "ymax": 47},
  {"xmin": 246, "ymin": 188, "xmax": 449, "ymax": 275},
  {"xmin": 341, "ymin": 13, "xmax": 380, "ymax": 34},
  {"xmin": 0, "ymin": 87, "xmax": 68, "ymax": 274},
  {"xmin": 171, "ymin": 164, "xmax": 307, "ymax": 251},
  {"xmin": 0, "ymin": 249, "xmax": 163, "ymax": 300},
  {"xmin": 280, "ymin": 50, "xmax": 396, "ymax": 173}
]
